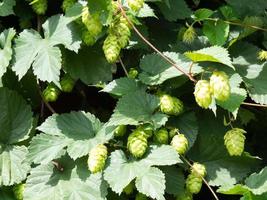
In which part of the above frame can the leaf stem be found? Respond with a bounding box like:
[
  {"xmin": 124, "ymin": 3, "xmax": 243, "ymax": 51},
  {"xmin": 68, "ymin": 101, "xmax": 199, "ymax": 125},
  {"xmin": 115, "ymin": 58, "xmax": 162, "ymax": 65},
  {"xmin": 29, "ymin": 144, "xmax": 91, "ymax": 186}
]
[
  {"xmin": 242, "ymin": 102, "xmax": 267, "ymax": 108},
  {"xmin": 117, "ymin": 1, "xmax": 197, "ymax": 83}
]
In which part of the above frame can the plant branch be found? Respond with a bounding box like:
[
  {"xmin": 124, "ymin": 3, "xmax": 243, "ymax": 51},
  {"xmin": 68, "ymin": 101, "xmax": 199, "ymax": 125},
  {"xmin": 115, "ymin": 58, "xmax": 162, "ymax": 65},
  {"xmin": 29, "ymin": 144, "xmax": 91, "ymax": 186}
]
[
  {"xmin": 181, "ymin": 155, "xmax": 220, "ymax": 200},
  {"xmin": 242, "ymin": 102, "xmax": 267, "ymax": 108},
  {"xmin": 117, "ymin": 1, "xmax": 197, "ymax": 83},
  {"xmin": 119, "ymin": 56, "xmax": 129, "ymax": 77}
]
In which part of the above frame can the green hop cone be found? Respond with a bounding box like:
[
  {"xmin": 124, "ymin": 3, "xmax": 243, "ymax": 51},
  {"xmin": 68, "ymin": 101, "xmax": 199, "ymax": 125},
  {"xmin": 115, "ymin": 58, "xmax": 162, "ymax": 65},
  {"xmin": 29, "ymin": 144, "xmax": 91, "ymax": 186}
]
[
  {"xmin": 182, "ymin": 26, "xmax": 196, "ymax": 44},
  {"xmin": 169, "ymin": 128, "xmax": 179, "ymax": 139},
  {"xmin": 210, "ymin": 71, "xmax": 231, "ymax": 101},
  {"xmin": 62, "ymin": 0, "xmax": 76, "ymax": 12},
  {"xmin": 42, "ymin": 83, "xmax": 60, "ymax": 102},
  {"xmin": 60, "ymin": 74, "xmax": 75, "ymax": 93},
  {"xmin": 153, "ymin": 128, "xmax": 169, "ymax": 144},
  {"xmin": 135, "ymin": 193, "xmax": 147, "ymax": 200},
  {"xmin": 194, "ymin": 80, "xmax": 212, "ymax": 109},
  {"xmin": 128, "ymin": 68, "xmax": 138, "ymax": 79},
  {"xmin": 87, "ymin": 144, "xmax": 108, "ymax": 173},
  {"xmin": 127, "ymin": 130, "xmax": 148, "ymax": 158},
  {"xmin": 13, "ymin": 184, "xmax": 25, "ymax": 200},
  {"xmin": 185, "ymin": 173, "xmax": 203, "ymax": 194},
  {"xmin": 258, "ymin": 50, "xmax": 267, "ymax": 61},
  {"xmin": 103, "ymin": 34, "xmax": 121, "ymax": 63},
  {"xmin": 136, "ymin": 124, "xmax": 154, "ymax": 138},
  {"xmin": 176, "ymin": 190, "xmax": 193, "ymax": 200},
  {"xmin": 171, "ymin": 134, "xmax": 188, "ymax": 155},
  {"xmin": 115, "ymin": 16, "xmax": 131, "ymax": 48},
  {"xmin": 190, "ymin": 163, "xmax": 206, "ymax": 177},
  {"xmin": 82, "ymin": 7, "xmax": 102, "ymax": 37},
  {"xmin": 123, "ymin": 182, "xmax": 135, "ymax": 195},
  {"xmin": 82, "ymin": 29, "xmax": 96, "ymax": 46},
  {"xmin": 114, "ymin": 125, "xmax": 127, "ymax": 137},
  {"xmin": 127, "ymin": 0, "xmax": 144, "ymax": 12},
  {"xmin": 31, "ymin": 0, "xmax": 47, "ymax": 15},
  {"xmin": 224, "ymin": 128, "xmax": 246, "ymax": 156},
  {"xmin": 159, "ymin": 94, "xmax": 184, "ymax": 116}
]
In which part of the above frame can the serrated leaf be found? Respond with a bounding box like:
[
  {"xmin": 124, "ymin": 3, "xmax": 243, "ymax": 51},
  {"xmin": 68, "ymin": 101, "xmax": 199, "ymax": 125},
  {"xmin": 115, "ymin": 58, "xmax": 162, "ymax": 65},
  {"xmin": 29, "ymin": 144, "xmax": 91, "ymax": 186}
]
[
  {"xmin": 193, "ymin": 8, "xmax": 213, "ymax": 21},
  {"xmin": 239, "ymin": 16, "xmax": 263, "ymax": 39},
  {"xmin": 109, "ymin": 90, "xmax": 167, "ymax": 126},
  {"xmin": 0, "ymin": 187, "xmax": 15, "ymax": 200},
  {"xmin": 138, "ymin": 3, "xmax": 157, "ymax": 18},
  {"xmin": 0, "ymin": 29, "xmax": 16, "ymax": 79},
  {"xmin": 0, "ymin": 0, "xmax": 15, "ymax": 16},
  {"xmin": 185, "ymin": 46, "xmax": 234, "ymax": 69},
  {"xmin": 135, "ymin": 167, "xmax": 165, "ymax": 200},
  {"xmin": 245, "ymin": 167, "xmax": 267, "ymax": 195},
  {"xmin": 24, "ymin": 157, "xmax": 107, "ymax": 200},
  {"xmin": 64, "ymin": 46, "xmax": 113, "ymax": 85},
  {"xmin": 203, "ymin": 20, "xmax": 229, "ymax": 46},
  {"xmin": 101, "ymin": 77, "xmax": 146, "ymax": 96}
]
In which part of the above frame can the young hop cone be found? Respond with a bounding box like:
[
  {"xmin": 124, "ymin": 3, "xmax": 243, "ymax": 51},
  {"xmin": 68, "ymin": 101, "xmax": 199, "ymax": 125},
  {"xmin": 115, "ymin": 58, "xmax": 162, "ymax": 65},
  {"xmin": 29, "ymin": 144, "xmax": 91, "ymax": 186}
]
[
  {"xmin": 153, "ymin": 128, "xmax": 169, "ymax": 144},
  {"xmin": 127, "ymin": 129, "xmax": 148, "ymax": 158},
  {"xmin": 114, "ymin": 125, "xmax": 127, "ymax": 137},
  {"xmin": 258, "ymin": 50, "xmax": 267, "ymax": 61},
  {"xmin": 136, "ymin": 124, "xmax": 154, "ymax": 138},
  {"xmin": 190, "ymin": 162, "xmax": 206, "ymax": 177},
  {"xmin": 103, "ymin": 34, "xmax": 121, "ymax": 63},
  {"xmin": 62, "ymin": 0, "xmax": 76, "ymax": 12},
  {"xmin": 135, "ymin": 193, "xmax": 147, "ymax": 200},
  {"xmin": 87, "ymin": 144, "xmax": 108, "ymax": 173},
  {"xmin": 127, "ymin": 0, "xmax": 145, "ymax": 12},
  {"xmin": 115, "ymin": 16, "xmax": 131, "ymax": 48},
  {"xmin": 13, "ymin": 184, "xmax": 25, "ymax": 200},
  {"xmin": 182, "ymin": 26, "xmax": 196, "ymax": 44},
  {"xmin": 210, "ymin": 71, "xmax": 231, "ymax": 101},
  {"xmin": 123, "ymin": 182, "xmax": 135, "ymax": 195},
  {"xmin": 185, "ymin": 173, "xmax": 203, "ymax": 194},
  {"xmin": 176, "ymin": 190, "xmax": 193, "ymax": 200},
  {"xmin": 171, "ymin": 134, "xmax": 188, "ymax": 155},
  {"xmin": 60, "ymin": 74, "xmax": 75, "ymax": 93},
  {"xmin": 194, "ymin": 80, "xmax": 212, "ymax": 109},
  {"xmin": 82, "ymin": 6, "xmax": 102, "ymax": 37},
  {"xmin": 42, "ymin": 83, "xmax": 60, "ymax": 102},
  {"xmin": 224, "ymin": 128, "xmax": 246, "ymax": 156},
  {"xmin": 159, "ymin": 94, "xmax": 184, "ymax": 116},
  {"xmin": 31, "ymin": 0, "xmax": 47, "ymax": 15}
]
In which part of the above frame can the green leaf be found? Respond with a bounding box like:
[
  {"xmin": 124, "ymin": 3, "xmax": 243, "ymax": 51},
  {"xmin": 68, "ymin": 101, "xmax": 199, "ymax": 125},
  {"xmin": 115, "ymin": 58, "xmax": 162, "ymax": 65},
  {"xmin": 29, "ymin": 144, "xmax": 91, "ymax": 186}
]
[
  {"xmin": 0, "ymin": 29, "xmax": 16, "ymax": 79},
  {"xmin": 109, "ymin": 90, "xmax": 168, "ymax": 127},
  {"xmin": 24, "ymin": 157, "xmax": 107, "ymax": 200},
  {"xmin": 139, "ymin": 53, "xmax": 202, "ymax": 85},
  {"xmin": 137, "ymin": 3, "xmax": 157, "ymax": 18},
  {"xmin": 135, "ymin": 167, "xmax": 165, "ymax": 200},
  {"xmin": 87, "ymin": 0, "xmax": 112, "ymax": 24},
  {"xmin": 0, "ymin": 0, "xmax": 15, "ymax": 16},
  {"xmin": 184, "ymin": 46, "xmax": 234, "ymax": 69},
  {"xmin": 203, "ymin": 20, "xmax": 229, "ymax": 46},
  {"xmin": 238, "ymin": 108, "xmax": 256, "ymax": 126},
  {"xmin": 193, "ymin": 8, "xmax": 214, "ymax": 21},
  {"xmin": 245, "ymin": 167, "xmax": 267, "ymax": 195},
  {"xmin": 28, "ymin": 111, "xmax": 114, "ymax": 163},
  {"xmin": 0, "ymin": 187, "xmax": 15, "ymax": 200},
  {"xmin": 101, "ymin": 77, "xmax": 146, "ymax": 96},
  {"xmin": 64, "ymin": 46, "xmax": 113, "ymax": 85},
  {"xmin": 239, "ymin": 17, "xmax": 263, "ymax": 39},
  {"xmin": 157, "ymin": 0, "xmax": 192, "ymax": 21}
]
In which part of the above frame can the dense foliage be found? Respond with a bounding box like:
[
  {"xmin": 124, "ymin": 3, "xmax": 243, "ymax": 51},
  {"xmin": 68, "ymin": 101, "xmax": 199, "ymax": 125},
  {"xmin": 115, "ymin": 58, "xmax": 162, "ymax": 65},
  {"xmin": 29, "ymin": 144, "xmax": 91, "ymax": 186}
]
[{"xmin": 0, "ymin": 0, "xmax": 267, "ymax": 199}]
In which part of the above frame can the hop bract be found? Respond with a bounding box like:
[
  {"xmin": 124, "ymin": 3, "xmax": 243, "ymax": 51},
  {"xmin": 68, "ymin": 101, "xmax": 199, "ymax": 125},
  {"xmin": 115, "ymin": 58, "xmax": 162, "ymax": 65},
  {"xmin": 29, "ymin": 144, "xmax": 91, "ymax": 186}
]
[
  {"xmin": 43, "ymin": 83, "xmax": 60, "ymax": 102},
  {"xmin": 194, "ymin": 80, "xmax": 212, "ymax": 109},
  {"xmin": 171, "ymin": 134, "xmax": 188, "ymax": 155},
  {"xmin": 186, "ymin": 173, "xmax": 203, "ymax": 194},
  {"xmin": 190, "ymin": 162, "xmax": 206, "ymax": 177},
  {"xmin": 258, "ymin": 50, "xmax": 267, "ymax": 61},
  {"xmin": 103, "ymin": 34, "xmax": 121, "ymax": 63},
  {"xmin": 210, "ymin": 71, "xmax": 231, "ymax": 101},
  {"xmin": 127, "ymin": 0, "xmax": 145, "ymax": 12},
  {"xmin": 183, "ymin": 26, "xmax": 196, "ymax": 44},
  {"xmin": 153, "ymin": 128, "xmax": 169, "ymax": 144},
  {"xmin": 159, "ymin": 94, "xmax": 184, "ymax": 116},
  {"xmin": 87, "ymin": 144, "xmax": 108, "ymax": 173},
  {"xmin": 224, "ymin": 128, "xmax": 246, "ymax": 156},
  {"xmin": 127, "ymin": 129, "xmax": 148, "ymax": 158},
  {"xmin": 82, "ymin": 7, "xmax": 102, "ymax": 37}
]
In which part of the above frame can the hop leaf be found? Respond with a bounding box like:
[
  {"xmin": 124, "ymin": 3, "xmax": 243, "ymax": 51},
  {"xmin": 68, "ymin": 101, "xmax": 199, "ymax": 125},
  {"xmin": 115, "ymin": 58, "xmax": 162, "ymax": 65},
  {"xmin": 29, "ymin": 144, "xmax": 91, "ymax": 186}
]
[
  {"xmin": 114, "ymin": 125, "xmax": 127, "ymax": 137},
  {"xmin": 159, "ymin": 94, "xmax": 184, "ymax": 116},
  {"xmin": 171, "ymin": 134, "xmax": 188, "ymax": 155},
  {"xmin": 153, "ymin": 128, "xmax": 169, "ymax": 144},
  {"xmin": 194, "ymin": 80, "xmax": 212, "ymax": 109},
  {"xmin": 127, "ymin": 0, "xmax": 145, "ymax": 12},
  {"xmin": 182, "ymin": 26, "xmax": 196, "ymax": 44},
  {"xmin": 190, "ymin": 163, "xmax": 206, "ymax": 177},
  {"xmin": 210, "ymin": 71, "xmax": 231, "ymax": 101},
  {"xmin": 127, "ymin": 130, "xmax": 148, "ymax": 158},
  {"xmin": 176, "ymin": 190, "xmax": 193, "ymax": 200},
  {"xmin": 60, "ymin": 74, "xmax": 75, "ymax": 93},
  {"xmin": 62, "ymin": 0, "xmax": 76, "ymax": 12},
  {"xmin": 13, "ymin": 184, "xmax": 25, "ymax": 200},
  {"xmin": 185, "ymin": 173, "xmax": 203, "ymax": 194},
  {"xmin": 87, "ymin": 144, "xmax": 108, "ymax": 173},
  {"xmin": 42, "ymin": 83, "xmax": 61, "ymax": 102},
  {"xmin": 135, "ymin": 192, "xmax": 148, "ymax": 200},
  {"xmin": 103, "ymin": 34, "xmax": 121, "ymax": 63},
  {"xmin": 258, "ymin": 50, "xmax": 267, "ymax": 61},
  {"xmin": 31, "ymin": 0, "xmax": 47, "ymax": 15},
  {"xmin": 123, "ymin": 181, "xmax": 135, "ymax": 195},
  {"xmin": 224, "ymin": 128, "xmax": 246, "ymax": 156}
]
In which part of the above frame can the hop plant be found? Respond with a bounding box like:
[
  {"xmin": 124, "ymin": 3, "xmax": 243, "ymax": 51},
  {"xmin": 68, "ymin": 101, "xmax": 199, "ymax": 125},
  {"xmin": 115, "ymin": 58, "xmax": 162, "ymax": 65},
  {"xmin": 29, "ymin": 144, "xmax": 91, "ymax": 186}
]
[
  {"xmin": 13, "ymin": 184, "xmax": 25, "ymax": 200},
  {"xmin": 183, "ymin": 26, "xmax": 196, "ymax": 44},
  {"xmin": 114, "ymin": 16, "xmax": 131, "ymax": 48},
  {"xmin": 153, "ymin": 128, "xmax": 169, "ymax": 144},
  {"xmin": 127, "ymin": 0, "xmax": 144, "ymax": 12},
  {"xmin": 60, "ymin": 74, "xmax": 75, "ymax": 93},
  {"xmin": 114, "ymin": 125, "xmax": 127, "ymax": 137},
  {"xmin": 82, "ymin": 29, "xmax": 96, "ymax": 46},
  {"xmin": 82, "ymin": 6, "xmax": 103, "ymax": 37},
  {"xmin": 42, "ymin": 83, "xmax": 60, "ymax": 102},
  {"xmin": 224, "ymin": 128, "xmax": 246, "ymax": 156},
  {"xmin": 176, "ymin": 190, "xmax": 193, "ymax": 200},
  {"xmin": 31, "ymin": 0, "xmax": 47, "ymax": 15},
  {"xmin": 171, "ymin": 134, "xmax": 188, "ymax": 155},
  {"xmin": 103, "ymin": 34, "xmax": 121, "ymax": 63},
  {"xmin": 135, "ymin": 193, "xmax": 147, "ymax": 200},
  {"xmin": 210, "ymin": 71, "xmax": 231, "ymax": 101},
  {"xmin": 127, "ymin": 129, "xmax": 148, "ymax": 158},
  {"xmin": 123, "ymin": 182, "xmax": 135, "ymax": 195},
  {"xmin": 62, "ymin": 0, "xmax": 76, "ymax": 12},
  {"xmin": 87, "ymin": 144, "xmax": 108, "ymax": 173},
  {"xmin": 190, "ymin": 163, "xmax": 206, "ymax": 177},
  {"xmin": 258, "ymin": 50, "xmax": 267, "ymax": 61},
  {"xmin": 185, "ymin": 173, "xmax": 203, "ymax": 194},
  {"xmin": 136, "ymin": 124, "xmax": 154, "ymax": 138},
  {"xmin": 128, "ymin": 68, "xmax": 139, "ymax": 79},
  {"xmin": 169, "ymin": 128, "xmax": 179, "ymax": 139},
  {"xmin": 194, "ymin": 80, "xmax": 212, "ymax": 109},
  {"xmin": 159, "ymin": 94, "xmax": 184, "ymax": 116}
]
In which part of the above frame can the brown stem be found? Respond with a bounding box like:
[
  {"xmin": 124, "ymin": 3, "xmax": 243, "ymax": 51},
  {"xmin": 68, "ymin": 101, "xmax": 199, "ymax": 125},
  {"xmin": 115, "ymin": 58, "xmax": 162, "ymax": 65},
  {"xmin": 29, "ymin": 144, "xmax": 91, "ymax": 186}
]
[
  {"xmin": 38, "ymin": 89, "xmax": 56, "ymax": 114},
  {"xmin": 52, "ymin": 160, "xmax": 64, "ymax": 172},
  {"xmin": 242, "ymin": 102, "xmax": 267, "ymax": 108},
  {"xmin": 119, "ymin": 56, "xmax": 129, "ymax": 77},
  {"xmin": 117, "ymin": 1, "xmax": 197, "ymax": 83}
]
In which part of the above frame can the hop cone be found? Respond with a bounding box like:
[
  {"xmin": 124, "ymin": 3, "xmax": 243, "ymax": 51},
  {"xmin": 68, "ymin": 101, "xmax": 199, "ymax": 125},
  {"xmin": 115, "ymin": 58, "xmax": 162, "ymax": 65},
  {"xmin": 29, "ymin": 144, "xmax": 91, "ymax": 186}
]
[
  {"xmin": 176, "ymin": 190, "xmax": 193, "ymax": 200},
  {"xmin": 171, "ymin": 134, "xmax": 188, "ymax": 155},
  {"xmin": 114, "ymin": 16, "xmax": 131, "ymax": 48},
  {"xmin": 31, "ymin": 0, "xmax": 47, "ymax": 15},
  {"xmin": 123, "ymin": 182, "xmax": 134, "ymax": 195},
  {"xmin": 136, "ymin": 124, "xmax": 154, "ymax": 138},
  {"xmin": 127, "ymin": 0, "xmax": 144, "ymax": 12},
  {"xmin": 169, "ymin": 128, "xmax": 179, "ymax": 139},
  {"xmin": 190, "ymin": 163, "xmax": 206, "ymax": 177},
  {"xmin": 82, "ymin": 29, "xmax": 96, "ymax": 46},
  {"xmin": 153, "ymin": 128, "xmax": 169, "ymax": 144},
  {"xmin": 224, "ymin": 128, "xmax": 246, "ymax": 156},
  {"xmin": 13, "ymin": 184, "xmax": 25, "ymax": 200},
  {"xmin": 258, "ymin": 50, "xmax": 267, "ymax": 61},
  {"xmin": 135, "ymin": 193, "xmax": 147, "ymax": 200},
  {"xmin": 183, "ymin": 26, "xmax": 196, "ymax": 44},
  {"xmin": 60, "ymin": 74, "xmax": 75, "ymax": 93},
  {"xmin": 210, "ymin": 71, "xmax": 231, "ymax": 101},
  {"xmin": 62, "ymin": 0, "xmax": 76, "ymax": 12},
  {"xmin": 87, "ymin": 144, "xmax": 108, "ymax": 173},
  {"xmin": 114, "ymin": 125, "xmax": 127, "ymax": 137},
  {"xmin": 103, "ymin": 34, "xmax": 121, "ymax": 63},
  {"xmin": 43, "ymin": 83, "xmax": 60, "ymax": 102},
  {"xmin": 127, "ymin": 130, "xmax": 148, "ymax": 158},
  {"xmin": 82, "ymin": 7, "xmax": 102, "ymax": 37},
  {"xmin": 128, "ymin": 68, "xmax": 138, "ymax": 79},
  {"xmin": 194, "ymin": 80, "xmax": 212, "ymax": 109},
  {"xmin": 185, "ymin": 173, "xmax": 203, "ymax": 194},
  {"xmin": 159, "ymin": 94, "xmax": 184, "ymax": 116}
]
